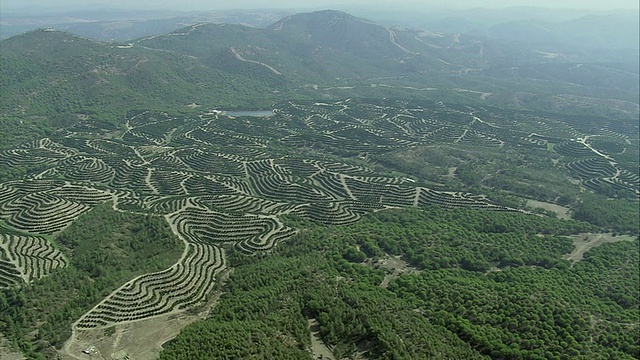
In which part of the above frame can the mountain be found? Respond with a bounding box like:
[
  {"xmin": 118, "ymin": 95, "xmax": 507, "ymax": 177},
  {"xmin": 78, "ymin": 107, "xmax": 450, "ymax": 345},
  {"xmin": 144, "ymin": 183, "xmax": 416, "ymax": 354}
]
[
  {"xmin": 469, "ymin": 12, "xmax": 640, "ymax": 67},
  {"xmin": 1, "ymin": 10, "xmax": 638, "ymax": 149},
  {"xmin": 268, "ymin": 10, "xmax": 408, "ymax": 59},
  {"xmin": 0, "ymin": 9, "xmax": 293, "ymax": 41}
]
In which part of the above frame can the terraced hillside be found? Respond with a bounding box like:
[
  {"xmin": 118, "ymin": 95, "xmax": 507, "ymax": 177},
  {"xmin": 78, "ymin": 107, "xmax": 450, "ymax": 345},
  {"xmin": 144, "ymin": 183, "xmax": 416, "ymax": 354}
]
[{"xmin": 0, "ymin": 99, "xmax": 637, "ymax": 338}]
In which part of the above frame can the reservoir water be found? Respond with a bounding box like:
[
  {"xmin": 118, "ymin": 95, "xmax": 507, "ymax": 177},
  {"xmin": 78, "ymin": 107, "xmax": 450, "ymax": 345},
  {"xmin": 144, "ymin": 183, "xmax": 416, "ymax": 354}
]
[{"xmin": 223, "ymin": 110, "xmax": 274, "ymax": 117}]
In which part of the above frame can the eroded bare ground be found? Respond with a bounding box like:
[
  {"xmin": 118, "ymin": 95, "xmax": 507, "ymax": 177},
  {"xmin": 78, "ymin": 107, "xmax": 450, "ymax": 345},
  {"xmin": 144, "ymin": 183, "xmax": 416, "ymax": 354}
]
[
  {"xmin": 59, "ymin": 269, "xmax": 232, "ymax": 360},
  {"xmin": 308, "ymin": 318, "xmax": 336, "ymax": 360},
  {"xmin": 0, "ymin": 335, "xmax": 25, "ymax": 360},
  {"xmin": 526, "ymin": 199, "xmax": 571, "ymax": 220},
  {"xmin": 366, "ymin": 255, "xmax": 421, "ymax": 288},
  {"xmin": 565, "ymin": 233, "xmax": 636, "ymax": 263}
]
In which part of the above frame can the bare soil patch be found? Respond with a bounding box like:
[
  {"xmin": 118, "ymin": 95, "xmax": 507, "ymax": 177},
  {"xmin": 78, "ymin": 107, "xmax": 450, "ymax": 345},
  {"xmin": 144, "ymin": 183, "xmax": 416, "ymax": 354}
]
[
  {"xmin": 59, "ymin": 269, "xmax": 231, "ymax": 360},
  {"xmin": 370, "ymin": 255, "xmax": 421, "ymax": 288},
  {"xmin": 0, "ymin": 335, "xmax": 25, "ymax": 360},
  {"xmin": 527, "ymin": 199, "xmax": 571, "ymax": 220},
  {"xmin": 566, "ymin": 233, "xmax": 635, "ymax": 263},
  {"xmin": 308, "ymin": 318, "xmax": 336, "ymax": 360}
]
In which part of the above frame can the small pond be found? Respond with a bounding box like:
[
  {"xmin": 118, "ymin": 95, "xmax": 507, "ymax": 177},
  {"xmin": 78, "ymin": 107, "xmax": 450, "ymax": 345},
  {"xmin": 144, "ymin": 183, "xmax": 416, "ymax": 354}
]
[{"xmin": 223, "ymin": 110, "xmax": 274, "ymax": 117}]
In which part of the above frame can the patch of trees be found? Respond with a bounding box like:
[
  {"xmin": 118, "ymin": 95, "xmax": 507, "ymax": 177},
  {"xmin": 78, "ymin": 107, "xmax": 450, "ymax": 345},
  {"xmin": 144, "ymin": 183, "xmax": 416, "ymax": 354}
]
[
  {"xmin": 573, "ymin": 194, "xmax": 639, "ymax": 234},
  {"xmin": 161, "ymin": 207, "xmax": 637, "ymax": 359}
]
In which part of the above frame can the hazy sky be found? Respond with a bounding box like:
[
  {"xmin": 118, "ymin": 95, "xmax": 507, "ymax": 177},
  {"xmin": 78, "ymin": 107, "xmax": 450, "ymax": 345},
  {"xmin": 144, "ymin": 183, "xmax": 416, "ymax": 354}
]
[{"xmin": 2, "ymin": 0, "xmax": 639, "ymax": 12}]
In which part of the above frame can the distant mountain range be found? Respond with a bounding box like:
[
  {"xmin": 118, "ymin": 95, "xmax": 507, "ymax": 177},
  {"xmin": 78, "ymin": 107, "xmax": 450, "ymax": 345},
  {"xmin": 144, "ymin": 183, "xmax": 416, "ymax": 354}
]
[{"xmin": 1, "ymin": 9, "xmax": 638, "ymax": 148}]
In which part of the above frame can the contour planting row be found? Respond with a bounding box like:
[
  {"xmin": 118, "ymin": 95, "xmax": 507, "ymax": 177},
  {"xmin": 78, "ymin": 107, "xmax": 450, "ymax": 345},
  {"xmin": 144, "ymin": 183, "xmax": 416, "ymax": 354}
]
[
  {"xmin": 147, "ymin": 151, "xmax": 190, "ymax": 169},
  {"xmin": 111, "ymin": 190, "xmax": 148, "ymax": 213},
  {"xmin": 582, "ymin": 178, "xmax": 637, "ymax": 196},
  {"xmin": 8, "ymin": 179, "xmax": 68, "ymax": 193},
  {"xmin": 134, "ymin": 117, "xmax": 186, "ymax": 139},
  {"xmin": 149, "ymin": 170, "xmax": 190, "ymax": 196},
  {"xmin": 75, "ymin": 242, "xmax": 224, "ymax": 329},
  {"xmin": 292, "ymin": 201, "xmax": 362, "ymax": 225},
  {"xmin": 182, "ymin": 175, "xmax": 242, "ymax": 197},
  {"xmin": 107, "ymin": 158, "xmax": 150, "ymax": 190},
  {"xmin": 85, "ymin": 139, "xmax": 138, "ymax": 158},
  {"xmin": 121, "ymin": 129, "xmax": 159, "ymax": 146},
  {"xmin": 566, "ymin": 158, "xmax": 618, "ymax": 179},
  {"xmin": 248, "ymin": 174, "xmax": 333, "ymax": 203},
  {"xmin": 616, "ymin": 170, "xmax": 640, "ymax": 188},
  {"xmin": 0, "ymin": 180, "xmax": 67, "ymax": 212},
  {"xmin": 274, "ymin": 158, "xmax": 322, "ymax": 177},
  {"xmin": 0, "ymin": 257, "xmax": 23, "ymax": 288},
  {"xmin": 317, "ymin": 162, "xmax": 375, "ymax": 177},
  {"xmin": 0, "ymin": 148, "xmax": 65, "ymax": 167},
  {"xmin": 245, "ymin": 159, "xmax": 288, "ymax": 177},
  {"xmin": 146, "ymin": 196, "xmax": 197, "ymax": 215},
  {"xmin": 46, "ymin": 185, "xmax": 113, "ymax": 206},
  {"xmin": 32, "ymin": 138, "xmax": 77, "ymax": 157},
  {"xmin": 344, "ymin": 178, "xmax": 415, "ymax": 206},
  {"xmin": 187, "ymin": 127, "xmax": 261, "ymax": 148},
  {"xmin": 178, "ymin": 150, "xmax": 245, "ymax": 176},
  {"xmin": 417, "ymin": 189, "xmax": 512, "ymax": 211},
  {"xmin": 330, "ymin": 127, "xmax": 402, "ymax": 147},
  {"xmin": 310, "ymin": 172, "xmax": 351, "ymax": 199},
  {"xmin": 169, "ymin": 207, "xmax": 282, "ymax": 248},
  {"xmin": 196, "ymin": 194, "xmax": 299, "ymax": 216},
  {"xmin": 57, "ymin": 156, "xmax": 115, "ymax": 183},
  {"xmin": 457, "ymin": 131, "xmax": 504, "ymax": 148},
  {"xmin": 234, "ymin": 223, "xmax": 297, "ymax": 254},
  {"xmin": 553, "ymin": 141, "xmax": 593, "ymax": 158},
  {"xmin": 2, "ymin": 193, "xmax": 90, "ymax": 235},
  {"xmin": 0, "ymin": 234, "xmax": 68, "ymax": 282}
]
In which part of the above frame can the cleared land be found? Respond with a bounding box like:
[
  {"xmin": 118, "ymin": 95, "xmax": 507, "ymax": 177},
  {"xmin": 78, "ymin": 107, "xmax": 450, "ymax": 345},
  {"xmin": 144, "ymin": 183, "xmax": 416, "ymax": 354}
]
[
  {"xmin": 374, "ymin": 255, "xmax": 421, "ymax": 288},
  {"xmin": 527, "ymin": 199, "xmax": 571, "ymax": 220},
  {"xmin": 60, "ymin": 269, "xmax": 231, "ymax": 360},
  {"xmin": 308, "ymin": 318, "xmax": 336, "ymax": 360},
  {"xmin": 566, "ymin": 233, "xmax": 636, "ymax": 263},
  {"xmin": 0, "ymin": 335, "xmax": 25, "ymax": 360}
]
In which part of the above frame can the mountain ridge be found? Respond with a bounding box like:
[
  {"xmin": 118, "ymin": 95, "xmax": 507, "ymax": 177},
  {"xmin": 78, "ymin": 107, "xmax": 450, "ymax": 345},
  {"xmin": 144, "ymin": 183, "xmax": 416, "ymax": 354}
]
[{"xmin": 1, "ymin": 9, "xmax": 638, "ymax": 150}]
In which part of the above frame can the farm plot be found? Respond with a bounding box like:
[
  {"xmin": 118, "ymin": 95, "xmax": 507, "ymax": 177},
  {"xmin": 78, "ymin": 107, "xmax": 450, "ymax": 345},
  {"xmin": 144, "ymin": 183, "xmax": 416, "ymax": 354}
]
[
  {"xmin": 75, "ymin": 242, "xmax": 225, "ymax": 329},
  {"xmin": 0, "ymin": 234, "xmax": 68, "ymax": 284},
  {"xmin": 1, "ymin": 192, "xmax": 90, "ymax": 235},
  {"xmin": 57, "ymin": 156, "xmax": 115, "ymax": 183},
  {"xmin": 2, "ymin": 98, "xmax": 631, "ymax": 344}
]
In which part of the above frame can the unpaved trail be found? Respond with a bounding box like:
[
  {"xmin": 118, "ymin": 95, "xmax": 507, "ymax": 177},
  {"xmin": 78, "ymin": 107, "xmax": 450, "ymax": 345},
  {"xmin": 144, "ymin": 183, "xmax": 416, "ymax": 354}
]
[
  {"xmin": 229, "ymin": 47, "xmax": 282, "ymax": 75},
  {"xmin": 454, "ymin": 129, "xmax": 468, "ymax": 143},
  {"xmin": 145, "ymin": 167, "xmax": 159, "ymax": 194},
  {"xmin": 308, "ymin": 319, "xmax": 336, "ymax": 360},
  {"xmin": 412, "ymin": 188, "xmax": 421, "ymax": 207},
  {"xmin": 339, "ymin": 174, "xmax": 357, "ymax": 200},
  {"xmin": 566, "ymin": 233, "xmax": 636, "ymax": 263}
]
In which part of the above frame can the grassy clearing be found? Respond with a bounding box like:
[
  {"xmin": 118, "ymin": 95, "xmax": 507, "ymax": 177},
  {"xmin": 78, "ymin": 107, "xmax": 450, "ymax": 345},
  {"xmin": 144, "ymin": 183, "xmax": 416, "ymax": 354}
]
[
  {"xmin": 527, "ymin": 199, "xmax": 571, "ymax": 220},
  {"xmin": 566, "ymin": 233, "xmax": 636, "ymax": 263}
]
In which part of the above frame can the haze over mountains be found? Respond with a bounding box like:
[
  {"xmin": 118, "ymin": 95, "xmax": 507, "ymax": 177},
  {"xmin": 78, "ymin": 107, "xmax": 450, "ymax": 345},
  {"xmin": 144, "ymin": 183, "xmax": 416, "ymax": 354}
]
[
  {"xmin": 0, "ymin": 6, "xmax": 638, "ymax": 360},
  {"xmin": 2, "ymin": 9, "xmax": 638, "ymax": 140}
]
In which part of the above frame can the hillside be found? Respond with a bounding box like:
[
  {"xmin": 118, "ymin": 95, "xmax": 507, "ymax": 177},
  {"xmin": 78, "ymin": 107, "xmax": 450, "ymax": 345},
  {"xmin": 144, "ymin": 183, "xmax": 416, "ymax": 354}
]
[
  {"xmin": 0, "ymin": 9, "xmax": 638, "ymax": 360},
  {"xmin": 2, "ymin": 10, "xmax": 637, "ymax": 150}
]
